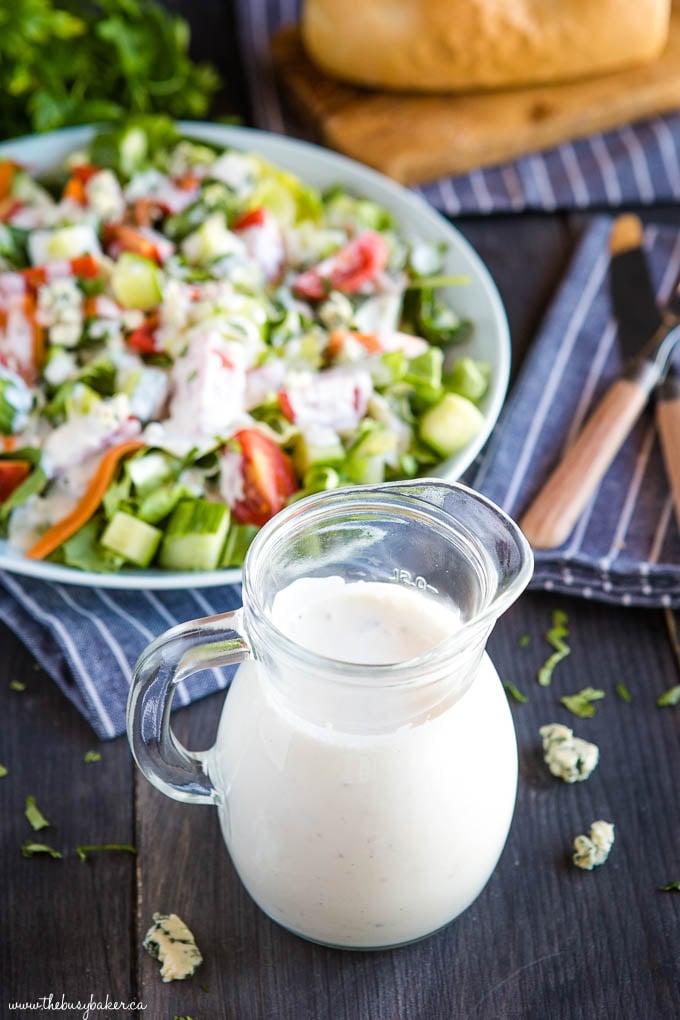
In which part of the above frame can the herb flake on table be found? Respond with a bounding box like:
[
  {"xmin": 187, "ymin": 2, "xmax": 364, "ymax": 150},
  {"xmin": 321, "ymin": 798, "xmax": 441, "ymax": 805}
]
[
  {"xmin": 25, "ymin": 796, "xmax": 50, "ymax": 831},
  {"xmin": 518, "ymin": 634, "xmax": 531, "ymax": 648},
  {"xmin": 76, "ymin": 843, "xmax": 136, "ymax": 862},
  {"xmin": 83, "ymin": 750, "xmax": 102, "ymax": 764},
  {"xmin": 560, "ymin": 687, "xmax": 605, "ymax": 719},
  {"xmin": 503, "ymin": 680, "xmax": 528, "ymax": 703},
  {"xmin": 659, "ymin": 882, "xmax": 680, "ymax": 892},
  {"xmin": 657, "ymin": 685, "xmax": 680, "ymax": 707},
  {"xmin": 616, "ymin": 683, "xmax": 632, "ymax": 703},
  {"xmin": 21, "ymin": 840, "xmax": 62, "ymax": 860},
  {"xmin": 538, "ymin": 610, "xmax": 570, "ymax": 686},
  {"xmin": 9, "ymin": 680, "xmax": 26, "ymax": 692},
  {"xmin": 0, "ymin": 764, "xmax": 8, "ymax": 778}
]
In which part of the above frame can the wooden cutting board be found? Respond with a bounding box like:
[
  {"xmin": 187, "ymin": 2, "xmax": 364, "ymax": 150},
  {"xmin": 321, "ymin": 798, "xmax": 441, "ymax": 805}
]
[{"xmin": 272, "ymin": 12, "xmax": 680, "ymax": 186}]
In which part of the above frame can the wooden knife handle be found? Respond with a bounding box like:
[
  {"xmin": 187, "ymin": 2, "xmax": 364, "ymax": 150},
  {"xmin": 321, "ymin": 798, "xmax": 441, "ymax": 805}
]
[
  {"xmin": 520, "ymin": 376, "xmax": 651, "ymax": 549},
  {"xmin": 656, "ymin": 374, "xmax": 680, "ymax": 530}
]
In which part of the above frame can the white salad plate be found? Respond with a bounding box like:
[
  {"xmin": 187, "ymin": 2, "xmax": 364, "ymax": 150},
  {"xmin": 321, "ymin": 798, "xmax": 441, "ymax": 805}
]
[{"xmin": 0, "ymin": 122, "xmax": 510, "ymax": 590}]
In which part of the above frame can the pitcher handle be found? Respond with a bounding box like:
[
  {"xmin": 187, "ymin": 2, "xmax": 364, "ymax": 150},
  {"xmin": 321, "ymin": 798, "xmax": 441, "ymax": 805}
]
[{"xmin": 126, "ymin": 609, "xmax": 251, "ymax": 805}]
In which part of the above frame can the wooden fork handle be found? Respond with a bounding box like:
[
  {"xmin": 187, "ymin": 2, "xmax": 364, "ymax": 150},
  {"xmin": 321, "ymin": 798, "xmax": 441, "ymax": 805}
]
[
  {"xmin": 520, "ymin": 375, "xmax": 653, "ymax": 549},
  {"xmin": 656, "ymin": 373, "xmax": 680, "ymax": 530}
]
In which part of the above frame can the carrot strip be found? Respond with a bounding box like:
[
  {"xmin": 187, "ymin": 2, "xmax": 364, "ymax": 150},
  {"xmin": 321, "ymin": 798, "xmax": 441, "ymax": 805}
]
[
  {"xmin": 23, "ymin": 293, "xmax": 45, "ymax": 379},
  {"xmin": 62, "ymin": 176, "xmax": 88, "ymax": 205},
  {"xmin": 0, "ymin": 160, "xmax": 17, "ymax": 201},
  {"xmin": 25, "ymin": 441, "xmax": 146, "ymax": 561},
  {"xmin": 328, "ymin": 329, "xmax": 383, "ymax": 358}
]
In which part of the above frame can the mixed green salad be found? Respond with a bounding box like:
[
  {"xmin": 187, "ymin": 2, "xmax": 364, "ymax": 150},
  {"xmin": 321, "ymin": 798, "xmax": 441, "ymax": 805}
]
[{"xmin": 0, "ymin": 116, "xmax": 490, "ymax": 574}]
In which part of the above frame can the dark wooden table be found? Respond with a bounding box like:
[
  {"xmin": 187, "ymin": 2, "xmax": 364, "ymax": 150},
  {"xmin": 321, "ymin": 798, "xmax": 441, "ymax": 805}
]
[{"xmin": 2, "ymin": 5, "xmax": 680, "ymax": 1018}]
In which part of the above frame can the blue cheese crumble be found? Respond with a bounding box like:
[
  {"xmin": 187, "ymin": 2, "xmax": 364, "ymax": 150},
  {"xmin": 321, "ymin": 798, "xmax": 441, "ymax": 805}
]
[
  {"xmin": 539, "ymin": 723, "xmax": 599, "ymax": 783},
  {"xmin": 573, "ymin": 820, "xmax": 615, "ymax": 870},
  {"xmin": 143, "ymin": 912, "xmax": 203, "ymax": 982}
]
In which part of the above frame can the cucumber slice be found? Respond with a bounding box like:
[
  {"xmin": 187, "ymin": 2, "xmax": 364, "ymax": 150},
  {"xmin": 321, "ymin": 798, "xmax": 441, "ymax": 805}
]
[
  {"xmin": 28, "ymin": 223, "xmax": 101, "ymax": 264},
  {"xmin": 89, "ymin": 124, "xmax": 148, "ymax": 179},
  {"xmin": 404, "ymin": 348, "xmax": 444, "ymax": 402},
  {"xmin": 111, "ymin": 252, "xmax": 162, "ymax": 310},
  {"xmin": 419, "ymin": 393, "xmax": 485, "ymax": 458},
  {"xmin": 180, "ymin": 212, "xmax": 240, "ymax": 265},
  {"xmin": 137, "ymin": 482, "xmax": 188, "ymax": 524},
  {"xmin": 345, "ymin": 425, "xmax": 396, "ymax": 485},
  {"xmin": 292, "ymin": 428, "xmax": 344, "ymax": 476},
  {"xmin": 101, "ymin": 511, "xmax": 162, "ymax": 568},
  {"xmin": 445, "ymin": 358, "xmax": 490, "ymax": 403},
  {"xmin": 159, "ymin": 499, "xmax": 230, "ymax": 571},
  {"xmin": 127, "ymin": 451, "xmax": 178, "ymax": 498},
  {"xmin": 248, "ymin": 178, "xmax": 298, "ymax": 226},
  {"xmin": 220, "ymin": 523, "xmax": 259, "ymax": 567}
]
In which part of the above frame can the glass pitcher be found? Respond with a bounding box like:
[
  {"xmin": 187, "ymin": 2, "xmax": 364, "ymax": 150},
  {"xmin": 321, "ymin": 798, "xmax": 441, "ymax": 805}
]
[{"xmin": 127, "ymin": 480, "xmax": 533, "ymax": 950}]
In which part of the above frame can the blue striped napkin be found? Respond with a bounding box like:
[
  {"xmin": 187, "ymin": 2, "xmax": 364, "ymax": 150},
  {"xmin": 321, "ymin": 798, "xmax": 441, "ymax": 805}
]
[
  {"xmin": 4, "ymin": 219, "xmax": 676, "ymax": 740},
  {"xmin": 474, "ymin": 216, "xmax": 680, "ymax": 607},
  {"xmin": 236, "ymin": 0, "xmax": 680, "ymax": 214},
  {"xmin": 0, "ymin": 574, "xmax": 242, "ymax": 739}
]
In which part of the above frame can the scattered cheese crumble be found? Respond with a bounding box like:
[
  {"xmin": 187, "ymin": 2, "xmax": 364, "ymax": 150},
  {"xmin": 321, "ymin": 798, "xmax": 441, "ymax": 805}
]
[
  {"xmin": 539, "ymin": 723, "xmax": 599, "ymax": 783},
  {"xmin": 143, "ymin": 912, "xmax": 203, "ymax": 982},
  {"xmin": 573, "ymin": 820, "xmax": 615, "ymax": 870}
]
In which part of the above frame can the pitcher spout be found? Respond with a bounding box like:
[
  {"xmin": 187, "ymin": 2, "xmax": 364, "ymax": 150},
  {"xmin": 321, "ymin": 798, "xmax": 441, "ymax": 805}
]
[{"xmin": 371, "ymin": 479, "xmax": 534, "ymax": 627}]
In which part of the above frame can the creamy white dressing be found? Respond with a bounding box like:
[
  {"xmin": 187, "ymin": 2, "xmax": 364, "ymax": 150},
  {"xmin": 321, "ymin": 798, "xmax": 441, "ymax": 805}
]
[
  {"xmin": 211, "ymin": 577, "xmax": 517, "ymax": 948},
  {"xmin": 169, "ymin": 332, "xmax": 247, "ymax": 437},
  {"xmin": 218, "ymin": 448, "xmax": 245, "ymax": 505},
  {"xmin": 41, "ymin": 396, "xmax": 140, "ymax": 477},
  {"xmin": 244, "ymin": 360, "xmax": 286, "ymax": 410},
  {"xmin": 85, "ymin": 170, "xmax": 125, "ymax": 222},
  {"xmin": 238, "ymin": 214, "xmax": 284, "ymax": 281},
  {"xmin": 8, "ymin": 479, "xmax": 82, "ymax": 551},
  {"xmin": 283, "ymin": 367, "xmax": 373, "ymax": 432}
]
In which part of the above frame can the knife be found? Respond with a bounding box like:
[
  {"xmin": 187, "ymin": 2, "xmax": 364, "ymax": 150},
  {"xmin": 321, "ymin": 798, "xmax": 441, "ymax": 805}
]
[
  {"xmin": 608, "ymin": 214, "xmax": 680, "ymax": 665},
  {"xmin": 519, "ymin": 223, "xmax": 680, "ymax": 550},
  {"xmin": 608, "ymin": 214, "xmax": 680, "ymax": 531}
]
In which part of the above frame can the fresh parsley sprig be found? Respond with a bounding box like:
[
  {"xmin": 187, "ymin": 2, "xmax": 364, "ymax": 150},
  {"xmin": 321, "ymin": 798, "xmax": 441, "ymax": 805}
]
[{"xmin": 0, "ymin": 0, "xmax": 221, "ymax": 139}]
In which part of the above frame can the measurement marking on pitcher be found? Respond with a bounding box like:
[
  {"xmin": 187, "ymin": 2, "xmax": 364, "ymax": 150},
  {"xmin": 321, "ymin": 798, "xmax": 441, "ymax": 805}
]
[{"xmin": 392, "ymin": 568, "xmax": 439, "ymax": 595}]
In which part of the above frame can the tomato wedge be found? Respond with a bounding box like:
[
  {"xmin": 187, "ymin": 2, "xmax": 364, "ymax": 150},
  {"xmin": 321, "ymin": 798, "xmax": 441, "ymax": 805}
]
[
  {"xmin": 126, "ymin": 313, "xmax": 160, "ymax": 355},
  {"xmin": 0, "ymin": 460, "xmax": 31, "ymax": 503},
  {"xmin": 18, "ymin": 253, "xmax": 101, "ymax": 290},
  {"xmin": 229, "ymin": 428, "xmax": 298, "ymax": 527},
  {"xmin": 232, "ymin": 207, "xmax": 267, "ymax": 231},
  {"xmin": 292, "ymin": 231, "xmax": 389, "ymax": 300}
]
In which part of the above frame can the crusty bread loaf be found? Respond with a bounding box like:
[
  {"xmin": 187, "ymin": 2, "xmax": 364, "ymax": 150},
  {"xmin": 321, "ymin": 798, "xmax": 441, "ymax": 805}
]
[{"xmin": 301, "ymin": 0, "xmax": 671, "ymax": 92}]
